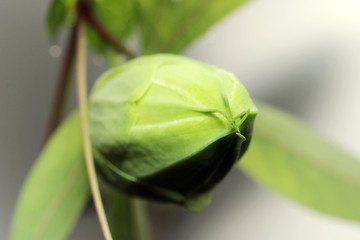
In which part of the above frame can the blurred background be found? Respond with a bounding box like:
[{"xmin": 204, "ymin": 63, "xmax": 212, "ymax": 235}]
[{"xmin": 1, "ymin": 0, "xmax": 360, "ymax": 239}]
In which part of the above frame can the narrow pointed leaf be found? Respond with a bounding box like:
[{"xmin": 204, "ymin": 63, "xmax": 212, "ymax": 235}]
[
  {"xmin": 136, "ymin": 0, "xmax": 251, "ymax": 54},
  {"xmin": 240, "ymin": 103, "xmax": 360, "ymax": 221},
  {"xmin": 10, "ymin": 113, "xmax": 90, "ymax": 240}
]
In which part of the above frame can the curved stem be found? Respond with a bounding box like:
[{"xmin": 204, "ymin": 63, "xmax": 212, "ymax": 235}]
[{"xmin": 75, "ymin": 13, "xmax": 113, "ymax": 240}]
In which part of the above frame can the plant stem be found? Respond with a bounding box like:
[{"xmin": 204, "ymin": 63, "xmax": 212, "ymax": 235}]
[
  {"xmin": 108, "ymin": 189, "xmax": 133, "ymax": 240},
  {"xmin": 44, "ymin": 27, "xmax": 76, "ymax": 142},
  {"xmin": 131, "ymin": 199, "xmax": 151, "ymax": 240},
  {"xmin": 75, "ymin": 13, "xmax": 113, "ymax": 240},
  {"xmin": 79, "ymin": 3, "xmax": 136, "ymax": 59}
]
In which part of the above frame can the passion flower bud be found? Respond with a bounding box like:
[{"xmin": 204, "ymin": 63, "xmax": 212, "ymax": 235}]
[{"xmin": 89, "ymin": 54, "xmax": 257, "ymax": 211}]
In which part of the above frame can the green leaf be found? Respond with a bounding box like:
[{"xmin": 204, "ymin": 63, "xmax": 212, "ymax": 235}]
[
  {"xmin": 86, "ymin": 0, "xmax": 136, "ymax": 53},
  {"xmin": 46, "ymin": 0, "xmax": 77, "ymax": 39},
  {"xmin": 136, "ymin": 0, "xmax": 251, "ymax": 54},
  {"xmin": 10, "ymin": 113, "xmax": 90, "ymax": 240},
  {"xmin": 240, "ymin": 103, "xmax": 360, "ymax": 221}
]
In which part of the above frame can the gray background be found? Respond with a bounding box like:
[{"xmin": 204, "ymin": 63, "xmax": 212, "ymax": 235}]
[{"xmin": 1, "ymin": 0, "xmax": 360, "ymax": 239}]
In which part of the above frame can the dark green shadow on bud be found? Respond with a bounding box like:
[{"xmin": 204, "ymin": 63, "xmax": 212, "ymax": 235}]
[
  {"xmin": 93, "ymin": 113, "xmax": 256, "ymax": 211},
  {"xmin": 142, "ymin": 132, "xmax": 242, "ymax": 196}
]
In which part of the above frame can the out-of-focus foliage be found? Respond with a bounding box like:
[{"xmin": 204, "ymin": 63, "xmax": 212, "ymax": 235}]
[
  {"xmin": 10, "ymin": 113, "xmax": 89, "ymax": 240},
  {"xmin": 136, "ymin": 0, "xmax": 250, "ymax": 54},
  {"xmin": 241, "ymin": 103, "xmax": 360, "ymax": 222},
  {"xmin": 86, "ymin": 0, "xmax": 136, "ymax": 53},
  {"xmin": 46, "ymin": 0, "xmax": 77, "ymax": 39},
  {"xmin": 46, "ymin": 0, "xmax": 251, "ymax": 55}
]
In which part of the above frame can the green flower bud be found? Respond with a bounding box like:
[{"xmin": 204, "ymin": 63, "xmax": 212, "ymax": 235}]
[{"xmin": 89, "ymin": 54, "xmax": 257, "ymax": 211}]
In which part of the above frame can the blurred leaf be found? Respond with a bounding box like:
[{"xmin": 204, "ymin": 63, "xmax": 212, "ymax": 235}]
[
  {"xmin": 46, "ymin": 0, "xmax": 77, "ymax": 38},
  {"xmin": 136, "ymin": 0, "xmax": 251, "ymax": 54},
  {"xmin": 86, "ymin": 0, "xmax": 136, "ymax": 53},
  {"xmin": 10, "ymin": 113, "xmax": 90, "ymax": 240},
  {"xmin": 240, "ymin": 103, "xmax": 360, "ymax": 221}
]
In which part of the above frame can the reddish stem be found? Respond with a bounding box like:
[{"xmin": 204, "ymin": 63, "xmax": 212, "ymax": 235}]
[{"xmin": 78, "ymin": 3, "xmax": 135, "ymax": 59}]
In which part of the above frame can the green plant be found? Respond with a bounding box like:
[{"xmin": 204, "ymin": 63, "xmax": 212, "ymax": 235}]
[{"xmin": 9, "ymin": 0, "xmax": 360, "ymax": 240}]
